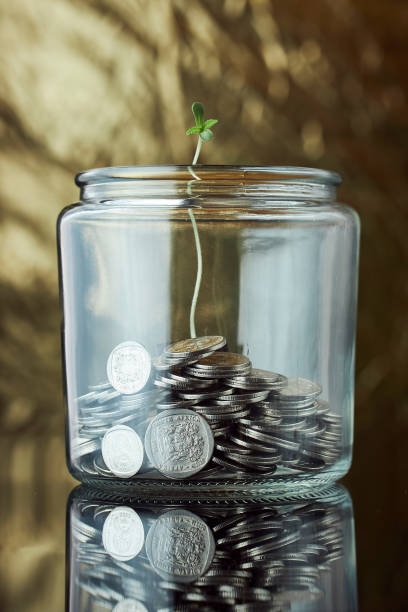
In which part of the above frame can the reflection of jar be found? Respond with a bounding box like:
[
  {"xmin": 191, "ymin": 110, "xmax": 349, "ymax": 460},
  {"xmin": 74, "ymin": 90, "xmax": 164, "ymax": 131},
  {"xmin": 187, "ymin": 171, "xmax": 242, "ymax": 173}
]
[
  {"xmin": 67, "ymin": 484, "xmax": 358, "ymax": 611},
  {"xmin": 58, "ymin": 166, "xmax": 360, "ymax": 492}
]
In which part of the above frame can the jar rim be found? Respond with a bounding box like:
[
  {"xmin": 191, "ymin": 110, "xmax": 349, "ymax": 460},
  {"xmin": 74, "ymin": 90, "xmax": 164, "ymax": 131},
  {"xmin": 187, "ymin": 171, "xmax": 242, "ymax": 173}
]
[{"xmin": 76, "ymin": 165, "xmax": 342, "ymax": 187}]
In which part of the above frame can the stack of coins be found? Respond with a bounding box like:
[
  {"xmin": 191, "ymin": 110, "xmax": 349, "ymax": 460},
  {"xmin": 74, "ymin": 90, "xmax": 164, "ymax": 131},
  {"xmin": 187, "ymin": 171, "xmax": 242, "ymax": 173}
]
[
  {"xmin": 73, "ymin": 335, "xmax": 342, "ymax": 480},
  {"xmin": 75, "ymin": 384, "xmax": 160, "ymax": 478},
  {"xmin": 71, "ymin": 496, "xmax": 346, "ymax": 611},
  {"xmin": 150, "ymin": 338, "xmax": 342, "ymax": 478}
]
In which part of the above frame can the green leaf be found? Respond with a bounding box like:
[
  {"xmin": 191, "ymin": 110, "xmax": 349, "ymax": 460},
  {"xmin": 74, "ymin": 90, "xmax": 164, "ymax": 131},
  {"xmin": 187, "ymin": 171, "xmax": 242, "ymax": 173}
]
[
  {"xmin": 199, "ymin": 128, "xmax": 214, "ymax": 142},
  {"xmin": 203, "ymin": 119, "xmax": 218, "ymax": 129},
  {"xmin": 192, "ymin": 101, "xmax": 205, "ymax": 127},
  {"xmin": 186, "ymin": 126, "xmax": 202, "ymax": 135}
]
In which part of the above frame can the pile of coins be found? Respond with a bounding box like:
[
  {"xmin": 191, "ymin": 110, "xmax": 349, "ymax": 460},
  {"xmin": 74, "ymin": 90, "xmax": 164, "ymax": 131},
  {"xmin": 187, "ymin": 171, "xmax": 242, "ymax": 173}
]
[
  {"xmin": 71, "ymin": 495, "xmax": 347, "ymax": 611},
  {"xmin": 74, "ymin": 335, "xmax": 342, "ymax": 480}
]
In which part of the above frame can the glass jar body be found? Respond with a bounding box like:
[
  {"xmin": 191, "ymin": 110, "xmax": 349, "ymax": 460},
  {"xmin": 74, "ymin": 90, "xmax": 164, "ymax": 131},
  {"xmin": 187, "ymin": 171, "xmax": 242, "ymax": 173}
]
[{"xmin": 58, "ymin": 166, "xmax": 360, "ymax": 494}]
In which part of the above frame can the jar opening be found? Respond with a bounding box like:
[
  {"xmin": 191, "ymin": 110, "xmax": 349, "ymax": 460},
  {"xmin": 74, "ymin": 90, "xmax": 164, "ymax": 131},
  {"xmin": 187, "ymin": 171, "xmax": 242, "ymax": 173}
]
[{"xmin": 76, "ymin": 165, "xmax": 341, "ymax": 203}]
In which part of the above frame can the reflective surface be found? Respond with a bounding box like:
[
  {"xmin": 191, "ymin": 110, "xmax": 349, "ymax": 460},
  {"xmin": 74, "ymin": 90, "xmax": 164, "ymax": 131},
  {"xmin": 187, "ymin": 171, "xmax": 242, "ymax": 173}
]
[{"xmin": 67, "ymin": 485, "xmax": 357, "ymax": 611}]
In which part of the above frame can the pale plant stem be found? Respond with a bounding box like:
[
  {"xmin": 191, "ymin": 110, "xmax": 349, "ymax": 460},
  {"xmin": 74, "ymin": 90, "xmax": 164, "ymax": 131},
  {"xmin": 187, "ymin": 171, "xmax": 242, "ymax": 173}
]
[
  {"xmin": 188, "ymin": 207, "xmax": 202, "ymax": 338},
  {"xmin": 192, "ymin": 136, "xmax": 202, "ymax": 165},
  {"xmin": 188, "ymin": 135, "xmax": 204, "ymax": 338}
]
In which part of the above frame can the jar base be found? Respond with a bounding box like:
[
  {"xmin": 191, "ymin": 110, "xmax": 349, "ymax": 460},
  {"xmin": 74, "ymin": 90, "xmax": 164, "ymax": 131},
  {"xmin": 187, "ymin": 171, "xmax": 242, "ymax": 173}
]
[{"xmin": 71, "ymin": 466, "xmax": 349, "ymax": 502}]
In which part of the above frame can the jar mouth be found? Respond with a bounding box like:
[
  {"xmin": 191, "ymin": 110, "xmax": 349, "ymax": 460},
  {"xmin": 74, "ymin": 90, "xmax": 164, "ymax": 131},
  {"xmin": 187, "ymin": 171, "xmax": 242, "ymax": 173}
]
[{"xmin": 76, "ymin": 165, "xmax": 341, "ymax": 203}]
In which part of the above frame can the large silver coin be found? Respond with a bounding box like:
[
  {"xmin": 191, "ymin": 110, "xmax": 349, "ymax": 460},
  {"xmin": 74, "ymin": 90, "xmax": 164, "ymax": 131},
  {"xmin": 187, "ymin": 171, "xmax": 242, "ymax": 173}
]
[
  {"xmin": 102, "ymin": 425, "xmax": 144, "ymax": 478},
  {"xmin": 164, "ymin": 336, "xmax": 226, "ymax": 358},
  {"xmin": 107, "ymin": 341, "xmax": 151, "ymax": 395},
  {"xmin": 102, "ymin": 506, "xmax": 144, "ymax": 561},
  {"xmin": 145, "ymin": 509, "xmax": 215, "ymax": 583},
  {"xmin": 144, "ymin": 409, "xmax": 214, "ymax": 479},
  {"xmin": 113, "ymin": 600, "xmax": 148, "ymax": 612}
]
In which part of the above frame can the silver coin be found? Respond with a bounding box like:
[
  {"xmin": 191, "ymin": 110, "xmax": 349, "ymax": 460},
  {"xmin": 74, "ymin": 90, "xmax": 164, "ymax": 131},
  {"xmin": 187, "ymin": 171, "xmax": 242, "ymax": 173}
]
[
  {"xmin": 113, "ymin": 600, "xmax": 148, "ymax": 612},
  {"xmin": 94, "ymin": 454, "xmax": 115, "ymax": 476},
  {"xmin": 164, "ymin": 336, "xmax": 226, "ymax": 358},
  {"xmin": 189, "ymin": 352, "xmax": 251, "ymax": 372},
  {"xmin": 212, "ymin": 454, "xmax": 255, "ymax": 474},
  {"xmin": 153, "ymin": 354, "xmax": 182, "ymax": 371},
  {"xmin": 273, "ymin": 377, "xmax": 322, "ymax": 401},
  {"xmin": 145, "ymin": 509, "xmax": 215, "ymax": 582},
  {"xmin": 144, "ymin": 409, "xmax": 214, "ymax": 479},
  {"xmin": 213, "ymin": 390, "xmax": 270, "ymax": 405},
  {"xmin": 210, "ymin": 424, "xmax": 231, "ymax": 437},
  {"xmin": 72, "ymin": 438, "xmax": 99, "ymax": 459},
  {"xmin": 154, "ymin": 376, "xmax": 210, "ymax": 392},
  {"xmin": 238, "ymin": 426, "xmax": 300, "ymax": 451},
  {"xmin": 274, "ymin": 587, "xmax": 323, "ymax": 603},
  {"xmin": 77, "ymin": 390, "xmax": 101, "ymax": 405},
  {"xmin": 107, "ymin": 341, "xmax": 151, "ymax": 395},
  {"xmin": 226, "ymin": 369, "xmax": 287, "ymax": 390},
  {"xmin": 194, "ymin": 402, "xmax": 249, "ymax": 415},
  {"xmin": 195, "ymin": 407, "xmax": 250, "ymax": 421},
  {"xmin": 101, "ymin": 425, "xmax": 144, "ymax": 478},
  {"xmin": 184, "ymin": 366, "xmax": 247, "ymax": 379},
  {"xmin": 166, "ymin": 372, "xmax": 213, "ymax": 387},
  {"xmin": 96, "ymin": 389, "xmax": 121, "ymax": 404},
  {"xmin": 72, "ymin": 515, "xmax": 99, "ymax": 542},
  {"xmin": 102, "ymin": 506, "xmax": 144, "ymax": 561},
  {"xmin": 177, "ymin": 386, "xmax": 233, "ymax": 401},
  {"xmin": 316, "ymin": 399, "xmax": 330, "ymax": 415},
  {"xmin": 81, "ymin": 456, "xmax": 99, "ymax": 475},
  {"xmin": 88, "ymin": 381, "xmax": 112, "ymax": 391},
  {"xmin": 156, "ymin": 396, "xmax": 200, "ymax": 410}
]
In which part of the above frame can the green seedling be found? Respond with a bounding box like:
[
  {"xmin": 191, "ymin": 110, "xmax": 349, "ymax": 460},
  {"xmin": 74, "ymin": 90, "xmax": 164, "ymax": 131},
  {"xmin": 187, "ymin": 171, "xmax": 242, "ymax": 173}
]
[{"xmin": 186, "ymin": 102, "xmax": 218, "ymax": 338}]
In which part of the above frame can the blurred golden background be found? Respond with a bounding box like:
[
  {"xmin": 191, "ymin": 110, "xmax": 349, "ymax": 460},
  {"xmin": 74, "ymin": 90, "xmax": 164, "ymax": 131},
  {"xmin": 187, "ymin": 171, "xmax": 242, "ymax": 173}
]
[{"xmin": 0, "ymin": 1, "xmax": 407, "ymax": 610}]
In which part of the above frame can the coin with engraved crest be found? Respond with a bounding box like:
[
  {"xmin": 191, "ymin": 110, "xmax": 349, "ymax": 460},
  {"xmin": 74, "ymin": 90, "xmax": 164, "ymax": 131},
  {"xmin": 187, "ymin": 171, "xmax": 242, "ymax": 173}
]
[
  {"xmin": 144, "ymin": 409, "xmax": 214, "ymax": 479},
  {"xmin": 113, "ymin": 600, "xmax": 148, "ymax": 612},
  {"xmin": 145, "ymin": 509, "xmax": 215, "ymax": 583},
  {"xmin": 102, "ymin": 425, "xmax": 144, "ymax": 478},
  {"xmin": 107, "ymin": 341, "xmax": 151, "ymax": 395},
  {"xmin": 164, "ymin": 336, "xmax": 226, "ymax": 358},
  {"xmin": 102, "ymin": 506, "xmax": 144, "ymax": 561}
]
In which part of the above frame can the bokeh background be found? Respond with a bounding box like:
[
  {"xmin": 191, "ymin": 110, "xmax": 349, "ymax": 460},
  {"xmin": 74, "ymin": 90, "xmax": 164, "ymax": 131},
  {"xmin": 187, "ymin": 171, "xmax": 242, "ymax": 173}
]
[{"xmin": 0, "ymin": 1, "xmax": 407, "ymax": 610}]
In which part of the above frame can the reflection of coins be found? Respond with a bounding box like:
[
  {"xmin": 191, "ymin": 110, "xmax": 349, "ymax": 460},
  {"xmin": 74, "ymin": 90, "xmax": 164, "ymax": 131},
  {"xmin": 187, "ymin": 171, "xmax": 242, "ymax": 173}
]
[
  {"xmin": 145, "ymin": 509, "xmax": 215, "ymax": 583},
  {"xmin": 144, "ymin": 409, "xmax": 214, "ymax": 479},
  {"xmin": 107, "ymin": 341, "xmax": 151, "ymax": 395},
  {"xmin": 113, "ymin": 600, "xmax": 148, "ymax": 612},
  {"xmin": 102, "ymin": 506, "xmax": 144, "ymax": 561},
  {"xmin": 102, "ymin": 425, "xmax": 144, "ymax": 478},
  {"xmin": 164, "ymin": 336, "xmax": 226, "ymax": 358}
]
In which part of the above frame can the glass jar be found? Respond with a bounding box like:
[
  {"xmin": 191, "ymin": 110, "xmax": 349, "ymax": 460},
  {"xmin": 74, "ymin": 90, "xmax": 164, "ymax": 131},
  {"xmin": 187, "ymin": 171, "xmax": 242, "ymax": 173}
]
[
  {"xmin": 67, "ymin": 484, "xmax": 357, "ymax": 611},
  {"xmin": 58, "ymin": 166, "xmax": 360, "ymax": 494}
]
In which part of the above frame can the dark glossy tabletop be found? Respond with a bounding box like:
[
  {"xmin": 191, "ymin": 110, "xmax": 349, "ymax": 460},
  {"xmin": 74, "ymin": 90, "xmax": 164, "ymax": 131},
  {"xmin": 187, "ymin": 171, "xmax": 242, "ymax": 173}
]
[{"xmin": 0, "ymin": 429, "xmax": 407, "ymax": 612}]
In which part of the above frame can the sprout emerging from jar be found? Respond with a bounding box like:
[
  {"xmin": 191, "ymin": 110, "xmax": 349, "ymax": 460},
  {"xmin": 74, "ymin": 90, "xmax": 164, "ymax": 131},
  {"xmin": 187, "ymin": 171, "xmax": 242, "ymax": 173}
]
[
  {"xmin": 186, "ymin": 102, "xmax": 218, "ymax": 338},
  {"xmin": 187, "ymin": 102, "xmax": 219, "ymax": 164}
]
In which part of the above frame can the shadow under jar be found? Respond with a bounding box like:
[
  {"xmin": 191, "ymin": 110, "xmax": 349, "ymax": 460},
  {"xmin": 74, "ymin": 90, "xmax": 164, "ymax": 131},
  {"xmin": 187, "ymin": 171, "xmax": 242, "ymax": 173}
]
[{"xmin": 58, "ymin": 166, "xmax": 360, "ymax": 495}]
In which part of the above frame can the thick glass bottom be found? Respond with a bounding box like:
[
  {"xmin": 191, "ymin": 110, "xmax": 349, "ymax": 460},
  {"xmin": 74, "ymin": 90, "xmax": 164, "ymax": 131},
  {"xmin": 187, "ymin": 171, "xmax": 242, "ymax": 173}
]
[{"xmin": 70, "ymin": 459, "xmax": 350, "ymax": 502}]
